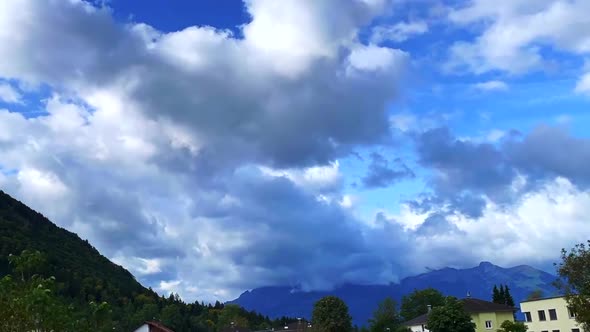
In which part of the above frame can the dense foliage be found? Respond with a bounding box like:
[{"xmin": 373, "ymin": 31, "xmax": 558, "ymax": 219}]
[
  {"xmin": 556, "ymin": 240, "xmax": 590, "ymax": 331},
  {"xmin": 400, "ymin": 288, "xmax": 445, "ymax": 321},
  {"xmin": 425, "ymin": 296, "xmax": 475, "ymax": 332},
  {"xmin": 0, "ymin": 190, "xmax": 297, "ymax": 331},
  {"xmin": 367, "ymin": 297, "xmax": 407, "ymax": 332},
  {"xmin": 312, "ymin": 296, "xmax": 353, "ymax": 332}
]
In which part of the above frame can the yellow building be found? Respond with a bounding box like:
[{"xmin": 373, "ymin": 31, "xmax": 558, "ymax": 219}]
[
  {"xmin": 404, "ymin": 297, "xmax": 515, "ymax": 332},
  {"xmin": 520, "ymin": 296, "xmax": 584, "ymax": 332}
]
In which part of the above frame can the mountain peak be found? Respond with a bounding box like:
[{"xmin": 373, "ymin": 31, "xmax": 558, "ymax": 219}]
[{"xmin": 479, "ymin": 261, "xmax": 495, "ymax": 267}]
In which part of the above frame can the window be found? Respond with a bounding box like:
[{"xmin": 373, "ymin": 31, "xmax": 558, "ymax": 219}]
[
  {"xmin": 568, "ymin": 307, "xmax": 577, "ymax": 319},
  {"xmin": 538, "ymin": 310, "xmax": 547, "ymax": 321},
  {"xmin": 485, "ymin": 320, "xmax": 493, "ymax": 329},
  {"xmin": 552, "ymin": 330, "xmax": 560, "ymax": 332},
  {"xmin": 572, "ymin": 329, "xmax": 580, "ymax": 332},
  {"xmin": 524, "ymin": 312, "xmax": 532, "ymax": 322},
  {"xmin": 549, "ymin": 309, "xmax": 558, "ymax": 320}
]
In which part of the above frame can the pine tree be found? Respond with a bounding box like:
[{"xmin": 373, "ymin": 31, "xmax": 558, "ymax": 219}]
[
  {"xmin": 492, "ymin": 285, "xmax": 501, "ymax": 304},
  {"xmin": 499, "ymin": 285, "xmax": 506, "ymax": 305},
  {"xmin": 504, "ymin": 286, "xmax": 515, "ymax": 307}
]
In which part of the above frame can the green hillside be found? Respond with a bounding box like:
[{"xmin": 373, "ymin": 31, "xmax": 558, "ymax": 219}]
[
  {"xmin": 0, "ymin": 190, "xmax": 295, "ymax": 331},
  {"xmin": 0, "ymin": 190, "xmax": 145, "ymax": 302}
]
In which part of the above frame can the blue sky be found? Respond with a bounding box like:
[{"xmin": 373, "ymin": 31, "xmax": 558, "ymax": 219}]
[{"xmin": 1, "ymin": 0, "xmax": 590, "ymax": 302}]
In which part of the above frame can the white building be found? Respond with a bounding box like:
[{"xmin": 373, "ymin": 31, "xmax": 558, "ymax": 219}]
[{"xmin": 520, "ymin": 296, "xmax": 584, "ymax": 332}]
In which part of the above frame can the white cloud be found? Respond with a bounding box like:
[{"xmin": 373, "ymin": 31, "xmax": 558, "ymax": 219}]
[
  {"xmin": 0, "ymin": 83, "xmax": 22, "ymax": 104},
  {"xmin": 446, "ymin": 0, "xmax": 590, "ymax": 74},
  {"xmin": 371, "ymin": 21, "xmax": 429, "ymax": 44},
  {"xmin": 387, "ymin": 177, "xmax": 590, "ymax": 270},
  {"xmin": 347, "ymin": 44, "xmax": 409, "ymax": 75},
  {"xmin": 575, "ymin": 72, "xmax": 590, "ymax": 95},
  {"xmin": 112, "ymin": 256, "xmax": 163, "ymax": 275},
  {"xmin": 473, "ymin": 80, "xmax": 509, "ymax": 92},
  {"xmin": 0, "ymin": 0, "xmax": 409, "ymax": 302}
]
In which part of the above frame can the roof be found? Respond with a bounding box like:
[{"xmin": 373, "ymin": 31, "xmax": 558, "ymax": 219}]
[
  {"xmin": 520, "ymin": 295, "xmax": 565, "ymax": 303},
  {"xmin": 403, "ymin": 297, "xmax": 515, "ymax": 326},
  {"xmin": 462, "ymin": 298, "xmax": 515, "ymax": 313},
  {"xmin": 404, "ymin": 313, "xmax": 429, "ymax": 326},
  {"xmin": 145, "ymin": 321, "xmax": 175, "ymax": 332}
]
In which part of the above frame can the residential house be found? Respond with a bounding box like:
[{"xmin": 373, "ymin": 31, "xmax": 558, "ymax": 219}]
[
  {"xmin": 279, "ymin": 320, "xmax": 313, "ymax": 331},
  {"xmin": 404, "ymin": 297, "xmax": 515, "ymax": 332},
  {"xmin": 133, "ymin": 321, "xmax": 175, "ymax": 332},
  {"xmin": 520, "ymin": 295, "xmax": 584, "ymax": 332}
]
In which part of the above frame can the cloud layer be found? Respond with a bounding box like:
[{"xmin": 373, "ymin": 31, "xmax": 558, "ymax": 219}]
[{"xmin": 0, "ymin": 0, "xmax": 589, "ymax": 303}]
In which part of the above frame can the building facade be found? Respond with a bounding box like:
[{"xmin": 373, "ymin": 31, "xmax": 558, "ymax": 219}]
[
  {"xmin": 520, "ymin": 296, "xmax": 584, "ymax": 332},
  {"xmin": 405, "ymin": 298, "xmax": 515, "ymax": 332}
]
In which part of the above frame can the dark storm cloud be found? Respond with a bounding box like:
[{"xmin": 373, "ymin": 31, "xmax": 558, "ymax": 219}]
[
  {"xmin": 506, "ymin": 125, "xmax": 590, "ymax": 187},
  {"xmin": 362, "ymin": 152, "xmax": 415, "ymax": 188},
  {"xmin": 416, "ymin": 127, "xmax": 515, "ymax": 196},
  {"xmin": 182, "ymin": 168, "xmax": 389, "ymax": 289}
]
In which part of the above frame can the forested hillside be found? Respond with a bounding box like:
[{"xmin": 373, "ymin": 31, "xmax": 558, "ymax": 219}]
[{"xmin": 0, "ymin": 190, "xmax": 295, "ymax": 331}]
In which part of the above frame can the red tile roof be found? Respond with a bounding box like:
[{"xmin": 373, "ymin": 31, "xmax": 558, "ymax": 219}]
[{"xmin": 145, "ymin": 321, "xmax": 175, "ymax": 332}]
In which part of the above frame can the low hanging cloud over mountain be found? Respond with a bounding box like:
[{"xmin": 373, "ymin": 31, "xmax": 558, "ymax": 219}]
[{"xmin": 1, "ymin": 0, "xmax": 590, "ymax": 302}]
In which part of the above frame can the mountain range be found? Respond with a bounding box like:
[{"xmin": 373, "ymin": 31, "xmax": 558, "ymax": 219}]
[{"xmin": 231, "ymin": 261, "xmax": 558, "ymax": 326}]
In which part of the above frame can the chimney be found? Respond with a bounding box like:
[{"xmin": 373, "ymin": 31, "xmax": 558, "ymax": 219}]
[{"xmin": 427, "ymin": 305, "xmax": 432, "ymax": 313}]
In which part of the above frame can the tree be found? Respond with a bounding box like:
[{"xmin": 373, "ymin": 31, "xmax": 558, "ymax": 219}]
[
  {"xmin": 0, "ymin": 251, "xmax": 76, "ymax": 331},
  {"xmin": 368, "ymin": 297, "xmax": 401, "ymax": 332},
  {"xmin": 504, "ymin": 286, "xmax": 515, "ymax": 307},
  {"xmin": 492, "ymin": 285, "xmax": 501, "ymax": 304},
  {"xmin": 217, "ymin": 304, "xmax": 250, "ymax": 329},
  {"xmin": 426, "ymin": 296, "xmax": 475, "ymax": 332},
  {"xmin": 555, "ymin": 240, "xmax": 590, "ymax": 331},
  {"xmin": 496, "ymin": 320, "xmax": 528, "ymax": 332},
  {"xmin": 161, "ymin": 304, "xmax": 183, "ymax": 330},
  {"xmin": 312, "ymin": 296, "xmax": 353, "ymax": 332},
  {"xmin": 499, "ymin": 285, "xmax": 506, "ymax": 304},
  {"xmin": 400, "ymin": 288, "xmax": 445, "ymax": 321}
]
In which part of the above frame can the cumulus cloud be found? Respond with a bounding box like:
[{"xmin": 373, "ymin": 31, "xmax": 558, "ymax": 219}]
[
  {"xmin": 446, "ymin": 0, "xmax": 590, "ymax": 74},
  {"xmin": 0, "ymin": 0, "xmax": 411, "ymax": 301},
  {"xmin": 370, "ymin": 21, "xmax": 429, "ymax": 44},
  {"xmin": 413, "ymin": 125, "xmax": 590, "ymax": 218}
]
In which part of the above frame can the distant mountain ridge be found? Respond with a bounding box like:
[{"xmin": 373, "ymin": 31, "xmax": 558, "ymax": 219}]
[{"xmin": 230, "ymin": 261, "xmax": 558, "ymax": 326}]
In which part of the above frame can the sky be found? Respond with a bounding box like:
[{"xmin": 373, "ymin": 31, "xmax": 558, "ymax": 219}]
[{"xmin": 1, "ymin": 0, "xmax": 590, "ymax": 302}]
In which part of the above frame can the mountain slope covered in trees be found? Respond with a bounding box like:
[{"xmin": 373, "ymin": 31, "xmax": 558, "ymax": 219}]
[{"xmin": 0, "ymin": 190, "xmax": 295, "ymax": 331}]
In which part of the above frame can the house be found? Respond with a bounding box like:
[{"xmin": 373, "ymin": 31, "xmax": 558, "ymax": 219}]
[
  {"xmin": 520, "ymin": 295, "xmax": 585, "ymax": 332},
  {"xmin": 278, "ymin": 320, "xmax": 313, "ymax": 331},
  {"xmin": 404, "ymin": 297, "xmax": 515, "ymax": 332},
  {"xmin": 133, "ymin": 321, "xmax": 175, "ymax": 332}
]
